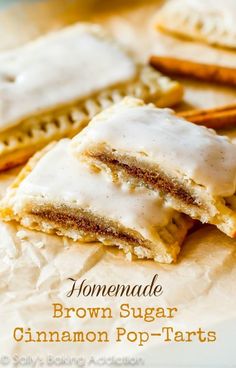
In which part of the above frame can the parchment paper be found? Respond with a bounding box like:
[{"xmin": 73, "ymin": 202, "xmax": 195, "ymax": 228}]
[{"xmin": 0, "ymin": 1, "xmax": 236, "ymax": 366}]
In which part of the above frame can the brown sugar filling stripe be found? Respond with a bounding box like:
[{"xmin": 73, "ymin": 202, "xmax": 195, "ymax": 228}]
[
  {"xmin": 30, "ymin": 206, "xmax": 146, "ymax": 246},
  {"xmin": 90, "ymin": 152, "xmax": 199, "ymax": 206}
]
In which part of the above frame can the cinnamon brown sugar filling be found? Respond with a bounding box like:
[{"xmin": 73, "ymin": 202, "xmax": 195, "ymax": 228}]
[
  {"xmin": 90, "ymin": 152, "xmax": 199, "ymax": 206},
  {"xmin": 30, "ymin": 206, "xmax": 146, "ymax": 246}
]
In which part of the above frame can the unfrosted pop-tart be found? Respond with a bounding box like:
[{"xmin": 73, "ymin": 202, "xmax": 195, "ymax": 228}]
[
  {"xmin": 71, "ymin": 97, "xmax": 236, "ymax": 237},
  {"xmin": 0, "ymin": 140, "xmax": 192, "ymax": 264}
]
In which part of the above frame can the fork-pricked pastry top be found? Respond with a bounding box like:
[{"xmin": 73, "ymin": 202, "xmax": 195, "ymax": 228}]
[
  {"xmin": 0, "ymin": 23, "xmax": 136, "ymax": 132},
  {"xmin": 155, "ymin": 0, "xmax": 236, "ymax": 49}
]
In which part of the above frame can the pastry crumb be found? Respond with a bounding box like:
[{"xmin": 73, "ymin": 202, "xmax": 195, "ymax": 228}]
[
  {"xmin": 16, "ymin": 230, "xmax": 28, "ymax": 240},
  {"xmin": 125, "ymin": 252, "xmax": 132, "ymax": 261},
  {"xmin": 35, "ymin": 241, "xmax": 45, "ymax": 249}
]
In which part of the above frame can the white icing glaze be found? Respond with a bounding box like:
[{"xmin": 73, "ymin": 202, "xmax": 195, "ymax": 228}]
[
  {"xmin": 177, "ymin": 0, "xmax": 236, "ymax": 17},
  {"xmin": 0, "ymin": 24, "xmax": 136, "ymax": 132},
  {"xmin": 161, "ymin": 0, "xmax": 236, "ymax": 42},
  {"xmin": 13, "ymin": 140, "xmax": 175, "ymax": 243},
  {"xmin": 72, "ymin": 97, "xmax": 236, "ymax": 197}
]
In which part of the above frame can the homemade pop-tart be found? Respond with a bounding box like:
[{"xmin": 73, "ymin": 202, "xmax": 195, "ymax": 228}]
[
  {"xmin": 72, "ymin": 97, "xmax": 236, "ymax": 237},
  {"xmin": 0, "ymin": 140, "xmax": 192, "ymax": 264},
  {"xmin": 155, "ymin": 0, "xmax": 236, "ymax": 49},
  {"xmin": 0, "ymin": 23, "xmax": 183, "ymax": 172}
]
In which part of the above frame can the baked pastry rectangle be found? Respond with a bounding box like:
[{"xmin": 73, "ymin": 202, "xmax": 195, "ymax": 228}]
[
  {"xmin": 71, "ymin": 97, "xmax": 236, "ymax": 237},
  {"xmin": 155, "ymin": 0, "xmax": 236, "ymax": 49},
  {"xmin": 0, "ymin": 23, "xmax": 183, "ymax": 172},
  {"xmin": 0, "ymin": 139, "xmax": 192, "ymax": 264}
]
